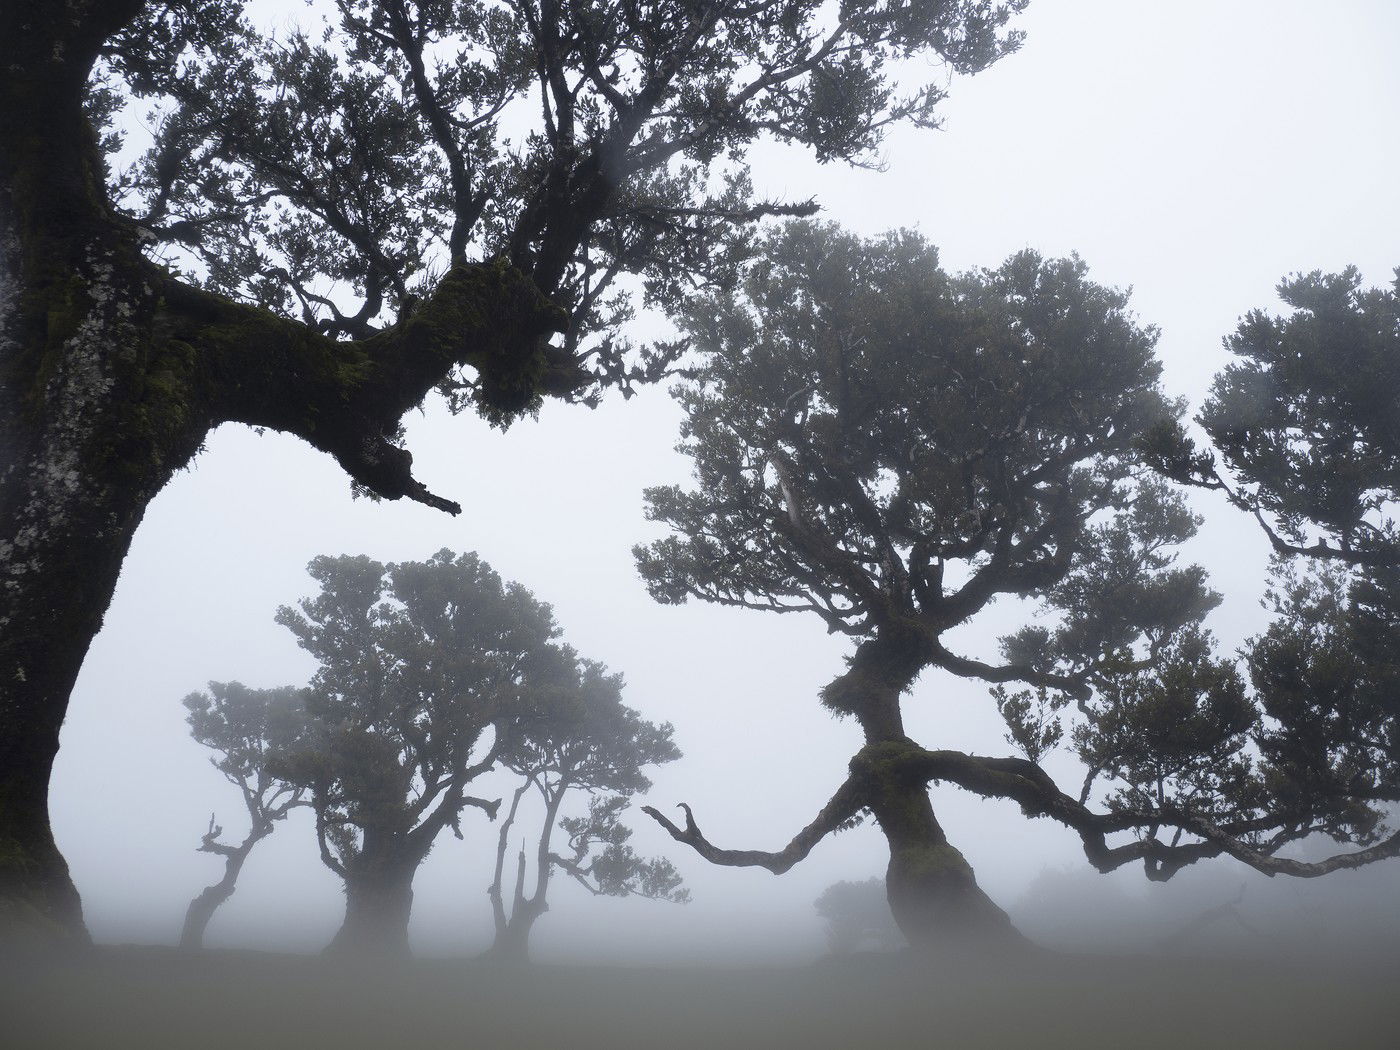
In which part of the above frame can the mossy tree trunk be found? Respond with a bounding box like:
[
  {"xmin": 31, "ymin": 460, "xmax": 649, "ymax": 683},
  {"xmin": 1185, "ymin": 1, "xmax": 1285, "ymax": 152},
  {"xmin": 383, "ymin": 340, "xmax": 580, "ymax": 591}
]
[
  {"xmin": 326, "ymin": 834, "xmax": 428, "ymax": 957},
  {"xmin": 1, "ymin": 0, "xmax": 193, "ymax": 945},
  {"xmin": 840, "ymin": 631, "xmax": 1023, "ymax": 952},
  {"xmin": 858, "ymin": 748, "xmax": 1020, "ymax": 951},
  {"xmin": 0, "ymin": 2, "xmax": 564, "ymax": 943}
]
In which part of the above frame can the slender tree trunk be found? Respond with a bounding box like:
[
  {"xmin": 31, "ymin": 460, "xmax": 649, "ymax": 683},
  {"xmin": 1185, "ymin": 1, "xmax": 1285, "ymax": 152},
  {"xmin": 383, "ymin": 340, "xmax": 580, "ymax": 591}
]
[
  {"xmin": 327, "ymin": 840, "xmax": 423, "ymax": 956},
  {"xmin": 487, "ymin": 782, "xmax": 534, "ymax": 961},
  {"xmin": 486, "ymin": 781, "xmax": 559, "ymax": 962},
  {"xmin": 179, "ymin": 833, "xmax": 265, "ymax": 950},
  {"xmin": 842, "ymin": 632, "xmax": 1023, "ymax": 953},
  {"xmin": 488, "ymin": 844, "xmax": 545, "ymax": 962}
]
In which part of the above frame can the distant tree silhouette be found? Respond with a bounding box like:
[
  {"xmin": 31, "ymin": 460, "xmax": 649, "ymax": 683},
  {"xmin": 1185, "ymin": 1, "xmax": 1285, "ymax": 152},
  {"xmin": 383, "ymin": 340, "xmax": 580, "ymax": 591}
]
[
  {"xmin": 273, "ymin": 549, "xmax": 561, "ymax": 955},
  {"xmin": 636, "ymin": 222, "xmax": 1400, "ymax": 953},
  {"xmin": 814, "ymin": 878, "xmax": 902, "ymax": 954},
  {"xmin": 487, "ymin": 651, "xmax": 687, "ymax": 961},
  {"xmin": 179, "ymin": 682, "xmax": 309, "ymax": 949}
]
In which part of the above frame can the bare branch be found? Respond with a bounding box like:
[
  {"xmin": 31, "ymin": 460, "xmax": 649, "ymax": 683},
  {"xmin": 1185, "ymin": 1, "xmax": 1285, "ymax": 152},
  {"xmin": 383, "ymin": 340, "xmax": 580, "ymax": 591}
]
[{"xmin": 642, "ymin": 775, "xmax": 865, "ymax": 874}]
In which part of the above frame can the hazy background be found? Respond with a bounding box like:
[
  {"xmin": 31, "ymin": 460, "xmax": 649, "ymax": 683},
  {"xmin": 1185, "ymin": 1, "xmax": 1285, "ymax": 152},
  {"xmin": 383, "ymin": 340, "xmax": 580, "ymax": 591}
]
[{"xmin": 52, "ymin": 0, "xmax": 1400, "ymax": 964}]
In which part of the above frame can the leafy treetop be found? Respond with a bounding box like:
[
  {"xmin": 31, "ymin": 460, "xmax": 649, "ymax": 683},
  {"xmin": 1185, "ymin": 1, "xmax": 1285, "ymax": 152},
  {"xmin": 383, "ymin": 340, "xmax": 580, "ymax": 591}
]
[
  {"xmin": 501, "ymin": 649, "xmax": 688, "ymax": 901},
  {"xmin": 273, "ymin": 549, "xmax": 561, "ymax": 873},
  {"xmin": 1146, "ymin": 268, "xmax": 1400, "ymax": 567},
  {"xmin": 94, "ymin": 0, "xmax": 1027, "ymax": 415},
  {"xmin": 182, "ymin": 680, "xmax": 311, "ymax": 833},
  {"xmin": 636, "ymin": 221, "xmax": 1210, "ymax": 718}
]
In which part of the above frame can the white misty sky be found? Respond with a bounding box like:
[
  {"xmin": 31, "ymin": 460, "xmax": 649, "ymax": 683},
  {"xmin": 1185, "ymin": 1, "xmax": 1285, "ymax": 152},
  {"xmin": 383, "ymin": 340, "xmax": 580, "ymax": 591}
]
[{"xmin": 53, "ymin": 1, "xmax": 1400, "ymax": 962}]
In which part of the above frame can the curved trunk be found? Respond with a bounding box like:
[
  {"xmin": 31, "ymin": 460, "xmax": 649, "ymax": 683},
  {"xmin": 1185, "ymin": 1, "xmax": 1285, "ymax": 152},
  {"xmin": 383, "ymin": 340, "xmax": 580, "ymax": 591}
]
[
  {"xmin": 0, "ymin": 219, "xmax": 207, "ymax": 944},
  {"xmin": 0, "ymin": 1, "xmax": 212, "ymax": 943},
  {"xmin": 327, "ymin": 841, "xmax": 422, "ymax": 957},
  {"xmin": 844, "ymin": 632, "xmax": 1023, "ymax": 953},
  {"xmin": 0, "ymin": 0, "xmax": 563, "ymax": 945},
  {"xmin": 863, "ymin": 763, "xmax": 1020, "ymax": 952},
  {"xmin": 179, "ymin": 834, "xmax": 264, "ymax": 951}
]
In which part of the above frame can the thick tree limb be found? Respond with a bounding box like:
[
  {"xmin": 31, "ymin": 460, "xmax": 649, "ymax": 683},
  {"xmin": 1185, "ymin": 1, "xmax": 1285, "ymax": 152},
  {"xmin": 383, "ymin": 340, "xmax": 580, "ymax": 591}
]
[
  {"xmin": 927, "ymin": 639, "xmax": 1093, "ymax": 703},
  {"xmin": 156, "ymin": 258, "xmax": 570, "ymax": 514}
]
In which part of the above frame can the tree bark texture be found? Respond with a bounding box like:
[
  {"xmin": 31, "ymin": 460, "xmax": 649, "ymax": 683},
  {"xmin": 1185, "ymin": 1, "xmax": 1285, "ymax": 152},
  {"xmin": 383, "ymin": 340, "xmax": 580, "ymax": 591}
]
[
  {"xmin": 0, "ymin": 1, "xmax": 563, "ymax": 941},
  {"xmin": 859, "ymin": 752, "xmax": 1020, "ymax": 951},
  {"xmin": 844, "ymin": 631, "xmax": 1023, "ymax": 952}
]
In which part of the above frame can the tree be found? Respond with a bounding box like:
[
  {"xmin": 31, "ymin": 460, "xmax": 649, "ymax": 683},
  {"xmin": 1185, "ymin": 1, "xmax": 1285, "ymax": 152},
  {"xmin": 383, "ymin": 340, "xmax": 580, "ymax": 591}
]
[
  {"xmin": 1145, "ymin": 268, "xmax": 1400, "ymax": 570},
  {"xmin": 487, "ymin": 650, "xmax": 687, "ymax": 961},
  {"xmin": 178, "ymin": 681, "xmax": 310, "ymax": 950},
  {"xmin": 0, "ymin": 0, "xmax": 1026, "ymax": 940},
  {"xmin": 634, "ymin": 222, "xmax": 1400, "ymax": 952},
  {"xmin": 1140, "ymin": 266, "xmax": 1400, "ymax": 882},
  {"xmin": 273, "ymin": 549, "xmax": 562, "ymax": 954},
  {"xmin": 814, "ymin": 877, "xmax": 902, "ymax": 955}
]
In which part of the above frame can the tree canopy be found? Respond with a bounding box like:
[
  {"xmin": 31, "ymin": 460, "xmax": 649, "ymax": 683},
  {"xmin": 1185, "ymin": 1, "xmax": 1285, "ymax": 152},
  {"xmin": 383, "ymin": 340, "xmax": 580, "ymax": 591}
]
[
  {"xmin": 1147, "ymin": 268, "xmax": 1400, "ymax": 568},
  {"xmin": 95, "ymin": 0, "xmax": 1029, "ymax": 419},
  {"xmin": 489, "ymin": 649, "xmax": 687, "ymax": 959},
  {"xmin": 0, "ymin": 0, "xmax": 1028, "ymax": 938},
  {"xmin": 273, "ymin": 548, "xmax": 561, "ymax": 952},
  {"xmin": 634, "ymin": 222, "xmax": 1400, "ymax": 949},
  {"xmin": 636, "ymin": 222, "xmax": 1204, "ymax": 704}
]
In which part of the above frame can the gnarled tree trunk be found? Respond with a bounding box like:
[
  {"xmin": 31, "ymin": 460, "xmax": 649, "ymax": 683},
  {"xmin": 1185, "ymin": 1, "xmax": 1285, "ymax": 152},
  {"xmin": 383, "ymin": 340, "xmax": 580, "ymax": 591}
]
[
  {"xmin": 842, "ymin": 632, "xmax": 1023, "ymax": 953},
  {"xmin": 486, "ymin": 844, "xmax": 546, "ymax": 963},
  {"xmin": 859, "ymin": 750, "xmax": 1020, "ymax": 950},
  {"xmin": 0, "ymin": 0, "xmax": 204, "ymax": 944},
  {"xmin": 0, "ymin": 2, "xmax": 563, "ymax": 943},
  {"xmin": 485, "ymin": 780, "xmax": 558, "ymax": 963},
  {"xmin": 326, "ymin": 838, "xmax": 425, "ymax": 957}
]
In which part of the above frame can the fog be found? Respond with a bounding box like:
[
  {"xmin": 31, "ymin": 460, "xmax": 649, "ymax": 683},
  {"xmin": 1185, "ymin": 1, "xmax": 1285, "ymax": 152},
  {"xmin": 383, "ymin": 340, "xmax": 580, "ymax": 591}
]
[{"xmin": 37, "ymin": 0, "xmax": 1400, "ymax": 990}]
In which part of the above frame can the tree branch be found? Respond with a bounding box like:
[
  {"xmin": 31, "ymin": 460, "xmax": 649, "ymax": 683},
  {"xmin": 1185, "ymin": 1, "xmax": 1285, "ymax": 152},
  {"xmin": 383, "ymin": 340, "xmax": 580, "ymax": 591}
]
[
  {"xmin": 158, "ymin": 259, "xmax": 570, "ymax": 513},
  {"xmin": 641, "ymin": 775, "xmax": 865, "ymax": 874}
]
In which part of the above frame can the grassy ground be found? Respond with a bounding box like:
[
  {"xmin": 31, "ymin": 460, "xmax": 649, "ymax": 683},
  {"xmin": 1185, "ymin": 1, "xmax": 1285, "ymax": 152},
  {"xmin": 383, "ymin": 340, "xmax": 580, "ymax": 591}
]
[{"xmin": 2, "ymin": 944, "xmax": 1396, "ymax": 1049}]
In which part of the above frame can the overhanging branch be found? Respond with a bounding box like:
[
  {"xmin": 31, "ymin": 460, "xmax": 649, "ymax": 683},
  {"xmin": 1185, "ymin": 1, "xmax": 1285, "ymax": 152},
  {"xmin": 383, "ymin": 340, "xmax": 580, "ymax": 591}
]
[{"xmin": 158, "ymin": 259, "xmax": 570, "ymax": 515}]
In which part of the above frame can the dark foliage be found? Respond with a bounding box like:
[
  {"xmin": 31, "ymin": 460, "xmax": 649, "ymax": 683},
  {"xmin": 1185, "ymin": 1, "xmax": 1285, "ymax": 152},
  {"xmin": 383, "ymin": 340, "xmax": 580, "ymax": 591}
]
[
  {"xmin": 634, "ymin": 223, "xmax": 1400, "ymax": 948},
  {"xmin": 1144, "ymin": 268, "xmax": 1400, "ymax": 567},
  {"xmin": 97, "ymin": 0, "xmax": 1029, "ymax": 408}
]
